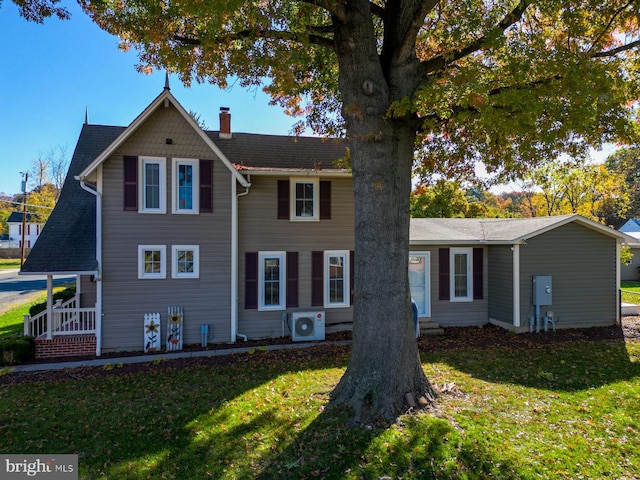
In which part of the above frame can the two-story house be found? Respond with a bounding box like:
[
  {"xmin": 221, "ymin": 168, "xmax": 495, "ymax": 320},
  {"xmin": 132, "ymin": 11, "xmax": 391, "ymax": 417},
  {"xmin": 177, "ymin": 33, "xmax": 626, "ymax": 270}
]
[{"xmin": 22, "ymin": 83, "xmax": 625, "ymax": 359}]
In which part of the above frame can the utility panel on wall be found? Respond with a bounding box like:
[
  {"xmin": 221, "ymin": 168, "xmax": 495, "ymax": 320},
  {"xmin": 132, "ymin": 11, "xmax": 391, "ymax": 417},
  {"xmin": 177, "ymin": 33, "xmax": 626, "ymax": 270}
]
[{"xmin": 532, "ymin": 275, "xmax": 552, "ymax": 306}]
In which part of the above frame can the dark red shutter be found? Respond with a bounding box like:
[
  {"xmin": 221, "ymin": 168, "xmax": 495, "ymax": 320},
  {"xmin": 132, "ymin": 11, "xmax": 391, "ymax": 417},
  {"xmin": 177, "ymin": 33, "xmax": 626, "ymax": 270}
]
[
  {"xmin": 473, "ymin": 247, "xmax": 483, "ymax": 300},
  {"xmin": 320, "ymin": 181, "xmax": 331, "ymax": 219},
  {"xmin": 245, "ymin": 252, "xmax": 258, "ymax": 309},
  {"xmin": 199, "ymin": 159, "xmax": 213, "ymax": 213},
  {"xmin": 277, "ymin": 180, "xmax": 289, "ymax": 219},
  {"xmin": 439, "ymin": 248, "xmax": 450, "ymax": 300},
  {"xmin": 123, "ymin": 156, "xmax": 138, "ymax": 211},
  {"xmin": 311, "ymin": 251, "xmax": 324, "ymax": 306},
  {"xmin": 286, "ymin": 252, "xmax": 299, "ymax": 308}
]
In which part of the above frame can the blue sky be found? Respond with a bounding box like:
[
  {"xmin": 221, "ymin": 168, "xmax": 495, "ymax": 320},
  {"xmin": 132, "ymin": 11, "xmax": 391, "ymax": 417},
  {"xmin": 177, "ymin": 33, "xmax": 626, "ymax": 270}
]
[{"xmin": 0, "ymin": 1, "xmax": 295, "ymax": 196}]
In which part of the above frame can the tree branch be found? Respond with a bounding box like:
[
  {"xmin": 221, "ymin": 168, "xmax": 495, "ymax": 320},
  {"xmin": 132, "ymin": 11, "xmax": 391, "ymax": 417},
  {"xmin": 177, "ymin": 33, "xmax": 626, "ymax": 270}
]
[
  {"xmin": 587, "ymin": 0, "xmax": 636, "ymax": 55},
  {"xmin": 592, "ymin": 39, "xmax": 640, "ymax": 58},
  {"xmin": 394, "ymin": 0, "xmax": 440, "ymax": 65},
  {"xmin": 420, "ymin": 0, "xmax": 531, "ymax": 76},
  {"xmin": 299, "ymin": 0, "xmax": 347, "ymax": 23},
  {"xmin": 173, "ymin": 27, "xmax": 335, "ymax": 50}
]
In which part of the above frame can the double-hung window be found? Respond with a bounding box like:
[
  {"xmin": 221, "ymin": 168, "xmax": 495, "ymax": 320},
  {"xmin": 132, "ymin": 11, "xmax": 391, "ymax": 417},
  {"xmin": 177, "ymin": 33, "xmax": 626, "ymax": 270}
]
[
  {"xmin": 291, "ymin": 178, "xmax": 319, "ymax": 221},
  {"xmin": 258, "ymin": 252, "xmax": 285, "ymax": 310},
  {"xmin": 172, "ymin": 245, "xmax": 199, "ymax": 278},
  {"xmin": 138, "ymin": 245, "xmax": 166, "ymax": 279},
  {"xmin": 450, "ymin": 248, "xmax": 472, "ymax": 301},
  {"xmin": 140, "ymin": 157, "xmax": 166, "ymax": 213},
  {"xmin": 325, "ymin": 250, "xmax": 349, "ymax": 308},
  {"xmin": 409, "ymin": 253, "xmax": 430, "ymax": 316},
  {"xmin": 172, "ymin": 158, "xmax": 199, "ymax": 214}
]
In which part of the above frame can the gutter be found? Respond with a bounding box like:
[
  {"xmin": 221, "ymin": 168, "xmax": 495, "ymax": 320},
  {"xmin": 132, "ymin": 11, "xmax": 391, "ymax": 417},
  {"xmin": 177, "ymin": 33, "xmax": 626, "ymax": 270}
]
[
  {"xmin": 76, "ymin": 175, "xmax": 103, "ymax": 357},
  {"xmin": 231, "ymin": 175, "xmax": 251, "ymax": 343}
]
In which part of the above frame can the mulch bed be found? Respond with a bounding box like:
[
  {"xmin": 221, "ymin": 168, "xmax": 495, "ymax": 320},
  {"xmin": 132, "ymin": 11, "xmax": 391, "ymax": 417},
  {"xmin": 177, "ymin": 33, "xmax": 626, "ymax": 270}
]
[{"xmin": 1, "ymin": 317, "xmax": 638, "ymax": 387}]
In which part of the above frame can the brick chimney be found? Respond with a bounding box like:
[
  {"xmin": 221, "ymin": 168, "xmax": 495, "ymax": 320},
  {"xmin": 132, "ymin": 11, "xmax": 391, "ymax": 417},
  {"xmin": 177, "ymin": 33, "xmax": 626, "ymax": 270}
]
[{"xmin": 219, "ymin": 107, "xmax": 232, "ymax": 139}]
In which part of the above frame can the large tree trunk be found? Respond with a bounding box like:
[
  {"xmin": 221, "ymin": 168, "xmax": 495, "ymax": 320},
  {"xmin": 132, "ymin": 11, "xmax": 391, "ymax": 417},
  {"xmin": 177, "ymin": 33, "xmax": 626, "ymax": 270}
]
[{"xmin": 329, "ymin": 0, "xmax": 437, "ymax": 423}]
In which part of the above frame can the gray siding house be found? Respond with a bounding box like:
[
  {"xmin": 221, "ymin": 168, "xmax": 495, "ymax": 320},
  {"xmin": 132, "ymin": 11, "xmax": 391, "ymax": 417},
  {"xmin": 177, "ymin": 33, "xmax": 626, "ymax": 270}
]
[
  {"xmin": 21, "ymin": 85, "xmax": 627, "ymax": 358},
  {"xmin": 410, "ymin": 216, "xmax": 625, "ymax": 332}
]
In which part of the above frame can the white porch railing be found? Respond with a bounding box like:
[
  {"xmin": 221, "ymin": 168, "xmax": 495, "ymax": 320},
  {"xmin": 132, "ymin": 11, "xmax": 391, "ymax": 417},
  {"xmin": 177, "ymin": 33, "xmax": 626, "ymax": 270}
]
[{"xmin": 24, "ymin": 296, "xmax": 96, "ymax": 338}]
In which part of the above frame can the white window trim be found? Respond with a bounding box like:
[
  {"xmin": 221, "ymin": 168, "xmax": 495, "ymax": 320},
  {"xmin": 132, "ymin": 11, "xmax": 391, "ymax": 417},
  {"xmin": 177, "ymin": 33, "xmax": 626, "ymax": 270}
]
[
  {"xmin": 450, "ymin": 248, "xmax": 473, "ymax": 302},
  {"xmin": 172, "ymin": 245, "xmax": 200, "ymax": 279},
  {"xmin": 258, "ymin": 251, "xmax": 286, "ymax": 311},
  {"xmin": 324, "ymin": 250, "xmax": 350, "ymax": 308},
  {"xmin": 172, "ymin": 158, "xmax": 199, "ymax": 214},
  {"xmin": 138, "ymin": 245, "xmax": 166, "ymax": 279},
  {"xmin": 290, "ymin": 178, "xmax": 319, "ymax": 221},
  {"xmin": 409, "ymin": 252, "xmax": 431, "ymax": 317},
  {"xmin": 139, "ymin": 156, "xmax": 166, "ymax": 213}
]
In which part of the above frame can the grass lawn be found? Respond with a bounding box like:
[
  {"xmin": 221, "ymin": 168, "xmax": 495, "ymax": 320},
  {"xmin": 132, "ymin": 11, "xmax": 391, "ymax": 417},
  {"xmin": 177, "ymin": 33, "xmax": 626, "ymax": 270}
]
[
  {"xmin": 0, "ymin": 287, "xmax": 70, "ymax": 338},
  {"xmin": 1, "ymin": 327, "xmax": 639, "ymax": 479},
  {"xmin": 0, "ymin": 258, "xmax": 20, "ymax": 269}
]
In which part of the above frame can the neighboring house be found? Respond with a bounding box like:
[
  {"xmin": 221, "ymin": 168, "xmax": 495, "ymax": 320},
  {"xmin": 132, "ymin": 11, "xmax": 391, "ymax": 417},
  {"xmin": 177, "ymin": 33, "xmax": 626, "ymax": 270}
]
[
  {"xmin": 618, "ymin": 219, "xmax": 640, "ymax": 281},
  {"xmin": 7, "ymin": 211, "xmax": 43, "ymax": 249},
  {"xmin": 21, "ymin": 84, "xmax": 627, "ymax": 359}
]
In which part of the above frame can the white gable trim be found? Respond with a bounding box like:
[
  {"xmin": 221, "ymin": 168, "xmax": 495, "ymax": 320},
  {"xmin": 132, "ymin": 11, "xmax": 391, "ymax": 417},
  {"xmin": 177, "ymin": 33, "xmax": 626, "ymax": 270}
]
[{"xmin": 78, "ymin": 89, "xmax": 249, "ymax": 187}]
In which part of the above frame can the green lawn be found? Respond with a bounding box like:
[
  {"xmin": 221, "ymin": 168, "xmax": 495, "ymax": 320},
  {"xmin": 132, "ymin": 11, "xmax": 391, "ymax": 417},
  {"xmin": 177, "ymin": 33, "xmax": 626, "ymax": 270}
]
[
  {"xmin": 0, "ymin": 258, "xmax": 20, "ymax": 269},
  {"xmin": 1, "ymin": 332, "xmax": 638, "ymax": 479}
]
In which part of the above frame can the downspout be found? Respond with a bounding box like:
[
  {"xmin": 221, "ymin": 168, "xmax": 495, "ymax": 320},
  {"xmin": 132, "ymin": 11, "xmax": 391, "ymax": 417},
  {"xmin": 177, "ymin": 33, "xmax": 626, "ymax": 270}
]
[
  {"xmin": 232, "ymin": 175, "xmax": 251, "ymax": 343},
  {"xmin": 512, "ymin": 244, "xmax": 521, "ymax": 328},
  {"xmin": 77, "ymin": 175, "xmax": 103, "ymax": 356}
]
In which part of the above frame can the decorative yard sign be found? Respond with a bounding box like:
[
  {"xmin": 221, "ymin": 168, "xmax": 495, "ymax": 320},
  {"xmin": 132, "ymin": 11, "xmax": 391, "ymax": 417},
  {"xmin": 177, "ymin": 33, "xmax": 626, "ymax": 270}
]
[
  {"xmin": 144, "ymin": 313, "xmax": 161, "ymax": 353},
  {"xmin": 167, "ymin": 306, "xmax": 184, "ymax": 351}
]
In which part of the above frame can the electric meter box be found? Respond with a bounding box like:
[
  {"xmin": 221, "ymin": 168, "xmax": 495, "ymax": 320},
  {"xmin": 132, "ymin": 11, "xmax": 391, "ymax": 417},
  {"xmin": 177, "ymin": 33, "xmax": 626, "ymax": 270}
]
[{"xmin": 532, "ymin": 275, "xmax": 552, "ymax": 306}]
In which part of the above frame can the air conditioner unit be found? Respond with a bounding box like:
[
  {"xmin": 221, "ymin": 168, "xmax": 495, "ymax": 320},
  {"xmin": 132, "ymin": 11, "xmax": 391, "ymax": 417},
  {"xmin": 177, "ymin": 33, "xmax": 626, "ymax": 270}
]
[{"xmin": 291, "ymin": 311, "xmax": 325, "ymax": 342}]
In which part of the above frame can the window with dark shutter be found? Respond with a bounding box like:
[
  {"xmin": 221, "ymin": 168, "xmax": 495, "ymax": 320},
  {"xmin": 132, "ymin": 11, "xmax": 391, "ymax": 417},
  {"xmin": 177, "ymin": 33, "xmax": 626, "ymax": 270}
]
[
  {"xmin": 245, "ymin": 252, "xmax": 258, "ymax": 309},
  {"xmin": 311, "ymin": 251, "xmax": 324, "ymax": 306},
  {"xmin": 123, "ymin": 156, "xmax": 138, "ymax": 211},
  {"xmin": 286, "ymin": 252, "xmax": 299, "ymax": 308},
  {"xmin": 320, "ymin": 181, "xmax": 331, "ymax": 219},
  {"xmin": 277, "ymin": 180, "xmax": 289, "ymax": 219},
  {"xmin": 473, "ymin": 247, "xmax": 483, "ymax": 299},
  {"xmin": 199, "ymin": 159, "xmax": 213, "ymax": 213},
  {"xmin": 438, "ymin": 248, "xmax": 450, "ymax": 300}
]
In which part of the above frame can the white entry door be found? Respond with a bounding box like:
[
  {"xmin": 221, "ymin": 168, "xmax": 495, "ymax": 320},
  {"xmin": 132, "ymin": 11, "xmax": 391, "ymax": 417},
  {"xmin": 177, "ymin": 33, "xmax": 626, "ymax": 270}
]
[{"xmin": 409, "ymin": 253, "xmax": 431, "ymax": 317}]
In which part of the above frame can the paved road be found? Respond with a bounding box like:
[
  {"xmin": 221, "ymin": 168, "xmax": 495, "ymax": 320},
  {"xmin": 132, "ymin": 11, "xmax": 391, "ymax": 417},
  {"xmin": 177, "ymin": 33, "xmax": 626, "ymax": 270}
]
[{"xmin": 0, "ymin": 269, "xmax": 75, "ymax": 314}]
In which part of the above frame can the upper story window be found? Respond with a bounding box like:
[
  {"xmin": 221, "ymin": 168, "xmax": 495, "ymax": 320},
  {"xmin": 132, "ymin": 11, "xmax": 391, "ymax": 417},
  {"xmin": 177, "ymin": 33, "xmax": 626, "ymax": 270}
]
[
  {"xmin": 291, "ymin": 178, "xmax": 319, "ymax": 221},
  {"xmin": 450, "ymin": 248, "xmax": 472, "ymax": 302},
  {"xmin": 124, "ymin": 156, "xmax": 213, "ymax": 214},
  {"xmin": 278, "ymin": 179, "xmax": 331, "ymax": 221},
  {"xmin": 172, "ymin": 158, "xmax": 199, "ymax": 214},
  {"xmin": 141, "ymin": 157, "xmax": 166, "ymax": 213}
]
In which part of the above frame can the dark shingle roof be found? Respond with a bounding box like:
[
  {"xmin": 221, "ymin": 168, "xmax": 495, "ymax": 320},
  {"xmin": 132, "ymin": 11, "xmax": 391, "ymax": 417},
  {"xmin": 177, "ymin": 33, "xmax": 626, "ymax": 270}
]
[
  {"xmin": 7, "ymin": 211, "xmax": 37, "ymax": 223},
  {"xmin": 21, "ymin": 125, "xmax": 125, "ymax": 274},
  {"xmin": 21, "ymin": 124, "xmax": 347, "ymax": 274},
  {"xmin": 206, "ymin": 131, "xmax": 348, "ymax": 171}
]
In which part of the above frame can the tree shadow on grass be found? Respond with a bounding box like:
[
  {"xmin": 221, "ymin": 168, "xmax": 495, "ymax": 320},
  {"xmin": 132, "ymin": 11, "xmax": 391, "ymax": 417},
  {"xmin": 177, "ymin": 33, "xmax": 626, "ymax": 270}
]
[{"xmin": 422, "ymin": 325, "xmax": 640, "ymax": 393}]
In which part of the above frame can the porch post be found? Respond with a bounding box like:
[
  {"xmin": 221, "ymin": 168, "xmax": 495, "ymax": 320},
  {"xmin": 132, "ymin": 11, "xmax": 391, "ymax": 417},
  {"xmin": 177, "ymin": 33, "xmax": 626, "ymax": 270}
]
[
  {"xmin": 46, "ymin": 275, "xmax": 53, "ymax": 340},
  {"xmin": 512, "ymin": 244, "xmax": 520, "ymax": 328}
]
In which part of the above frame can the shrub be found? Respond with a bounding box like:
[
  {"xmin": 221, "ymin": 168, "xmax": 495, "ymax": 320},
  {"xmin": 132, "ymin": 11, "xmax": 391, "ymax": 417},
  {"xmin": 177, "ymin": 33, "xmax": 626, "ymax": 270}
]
[
  {"xmin": 29, "ymin": 286, "xmax": 76, "ymax": 317},
  {"xmin": 0, "ymin": 336, "xmax": 35, "ymax": 364}
]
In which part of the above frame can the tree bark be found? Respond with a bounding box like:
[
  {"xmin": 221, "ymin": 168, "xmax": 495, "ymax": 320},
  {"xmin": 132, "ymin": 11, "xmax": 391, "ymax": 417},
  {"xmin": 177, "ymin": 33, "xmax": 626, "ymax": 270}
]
[{"xmin": 329, "ymin": 0, "xmax": 437, "ymax": 423}]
